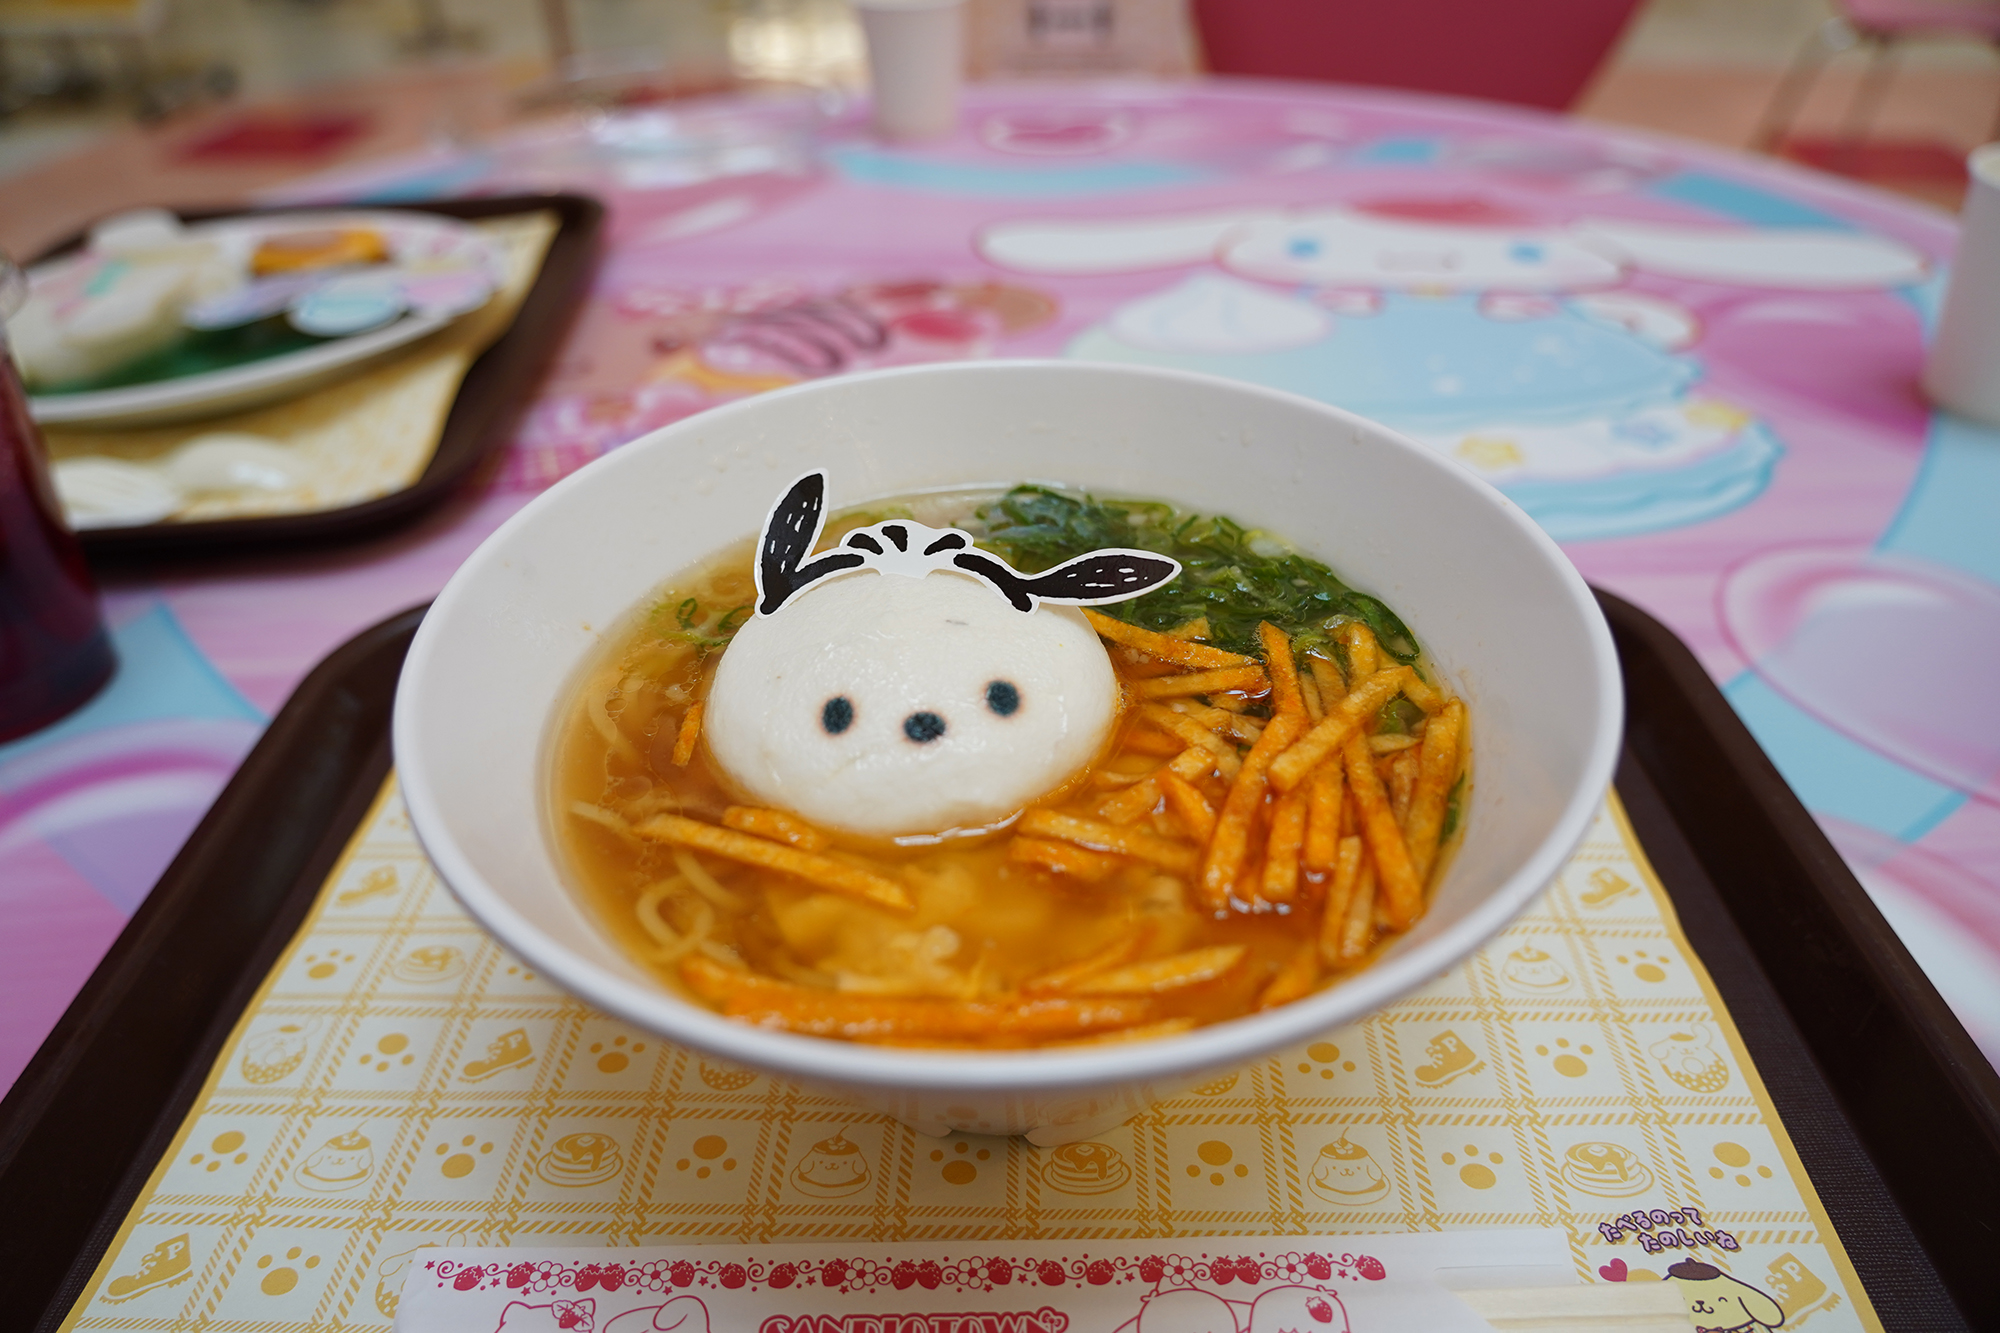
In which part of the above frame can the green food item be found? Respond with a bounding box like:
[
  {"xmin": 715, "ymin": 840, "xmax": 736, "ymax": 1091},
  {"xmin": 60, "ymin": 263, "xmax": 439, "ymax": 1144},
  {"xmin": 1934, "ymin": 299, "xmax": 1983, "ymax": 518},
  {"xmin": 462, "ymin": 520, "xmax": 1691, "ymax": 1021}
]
[
  {"xmin": 657, "ymin": 596, "xmax": 750, "ymax": 651},
  {"xmin": 1376, "ymin": 696, "xmax": 1426, "ymax": 735},
  {"xmin": 974, "ymin": 485, "xmax": 1420, "ymax": 660},
  {"xmin": 1440, "ymin": 773, "xmax": 1468, "ymax": 841}
]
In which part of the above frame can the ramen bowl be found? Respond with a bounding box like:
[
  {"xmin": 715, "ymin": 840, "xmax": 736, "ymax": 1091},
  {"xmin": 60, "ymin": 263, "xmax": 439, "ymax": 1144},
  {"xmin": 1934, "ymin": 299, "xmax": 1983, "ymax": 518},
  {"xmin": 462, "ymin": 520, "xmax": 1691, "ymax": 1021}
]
[{"xmin": 394, "ymin": 360, "xmax": 1621, "ymax": 1142}]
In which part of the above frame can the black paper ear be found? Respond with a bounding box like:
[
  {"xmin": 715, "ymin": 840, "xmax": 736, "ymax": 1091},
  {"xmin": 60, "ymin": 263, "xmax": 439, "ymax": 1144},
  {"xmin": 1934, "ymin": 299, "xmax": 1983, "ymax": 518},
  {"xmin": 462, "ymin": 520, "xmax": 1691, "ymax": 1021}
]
[
  {"xmin": 755, "ymin": 471, "xmax": 867, "ymax": 616},
  {"xmin": 951, "ymin": 548, "xmax": 1180, "ymax": 612},
  {"xmin": 1023, "ymin": 551, "xmax": 1181, "ymax": 604}
]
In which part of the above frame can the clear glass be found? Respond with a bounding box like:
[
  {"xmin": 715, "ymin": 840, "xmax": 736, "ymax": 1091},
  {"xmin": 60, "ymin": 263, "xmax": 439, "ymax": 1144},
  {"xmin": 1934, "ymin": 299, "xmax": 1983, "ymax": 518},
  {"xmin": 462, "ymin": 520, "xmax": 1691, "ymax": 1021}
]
[{"xmin": 0, "ymin": 253, "xmax": 115, "ymax": 742}]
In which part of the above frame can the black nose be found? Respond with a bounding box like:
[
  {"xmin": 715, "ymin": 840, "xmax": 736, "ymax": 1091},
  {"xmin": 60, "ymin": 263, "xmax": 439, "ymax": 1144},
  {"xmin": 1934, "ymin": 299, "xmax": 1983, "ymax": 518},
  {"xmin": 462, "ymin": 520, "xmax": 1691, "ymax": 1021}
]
[{"xmin": 902, "ymin": 711, "xmax": 946, "ymax": 743}]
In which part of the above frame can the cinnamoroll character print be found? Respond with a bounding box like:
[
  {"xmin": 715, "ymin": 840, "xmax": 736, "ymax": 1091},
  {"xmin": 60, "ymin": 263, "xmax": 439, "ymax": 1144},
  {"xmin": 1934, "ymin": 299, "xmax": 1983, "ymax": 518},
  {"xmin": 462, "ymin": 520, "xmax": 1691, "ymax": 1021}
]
[
  {"xmin": 978, "ymin": 206, "xmax": 1926, "ymax": 540},
  {"xmin": 703, "ymin": 472, "xmax": 1179, "ymax": 839}
]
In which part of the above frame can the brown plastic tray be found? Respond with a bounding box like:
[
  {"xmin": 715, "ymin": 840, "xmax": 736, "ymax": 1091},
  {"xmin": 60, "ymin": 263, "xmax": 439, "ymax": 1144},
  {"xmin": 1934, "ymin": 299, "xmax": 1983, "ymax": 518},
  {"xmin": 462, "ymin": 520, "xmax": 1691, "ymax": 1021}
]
[
  {"xmin": 1, "ymin": 593, "xmax": 1995, "ymax": 1330},
  {"xmin": 28, "ymin": 194, "xmax": 602, "ymax": 561}
]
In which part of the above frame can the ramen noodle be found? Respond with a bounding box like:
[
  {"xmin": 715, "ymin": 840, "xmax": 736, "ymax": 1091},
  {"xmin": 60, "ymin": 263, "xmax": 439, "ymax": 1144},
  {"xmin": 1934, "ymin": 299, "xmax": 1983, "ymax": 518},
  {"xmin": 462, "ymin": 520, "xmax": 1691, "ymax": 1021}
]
[{"xmin": 550, "ymin": 486, "xmax": 1468, "ymax": 1047}]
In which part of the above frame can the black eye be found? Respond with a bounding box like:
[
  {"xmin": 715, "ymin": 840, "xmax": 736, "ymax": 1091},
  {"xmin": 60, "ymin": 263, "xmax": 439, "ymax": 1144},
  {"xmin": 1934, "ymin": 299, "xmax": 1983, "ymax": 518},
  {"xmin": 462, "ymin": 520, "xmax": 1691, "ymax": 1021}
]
[
  {"xmin": 985, "ymin": 680, "xmax": 1020, "ymax": 716},
  {"xmin": 903, "ymin": 711, "xmax": 946, "ymax": 743},
  {"xmin": 821, "ymin": 696, "xmax": 854, "ymax": 735}
]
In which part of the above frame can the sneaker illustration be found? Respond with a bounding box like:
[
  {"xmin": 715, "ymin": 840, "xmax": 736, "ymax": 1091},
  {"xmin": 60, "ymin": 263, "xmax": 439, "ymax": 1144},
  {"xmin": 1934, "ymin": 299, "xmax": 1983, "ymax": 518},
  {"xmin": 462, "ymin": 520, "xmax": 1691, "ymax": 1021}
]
[
  {"xmin": 1412, "ymin": 1030, "xmax": 1485, "ymax": 1087},
  {"xmin": 461, "ymin": 1028, "xmax": 533, "ymax": 1082},
  {"xmin": 103, "ymin": 1234, "xmax": 192, "ymax": 1302}
]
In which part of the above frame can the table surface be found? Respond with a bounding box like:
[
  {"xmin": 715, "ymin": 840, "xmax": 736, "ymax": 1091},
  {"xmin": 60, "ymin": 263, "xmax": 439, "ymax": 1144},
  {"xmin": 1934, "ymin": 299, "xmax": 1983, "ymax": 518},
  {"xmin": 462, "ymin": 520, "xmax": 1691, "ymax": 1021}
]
[{"xmin": 4, "ymin": 78, "xmax": 1996, "ymax": 1098}]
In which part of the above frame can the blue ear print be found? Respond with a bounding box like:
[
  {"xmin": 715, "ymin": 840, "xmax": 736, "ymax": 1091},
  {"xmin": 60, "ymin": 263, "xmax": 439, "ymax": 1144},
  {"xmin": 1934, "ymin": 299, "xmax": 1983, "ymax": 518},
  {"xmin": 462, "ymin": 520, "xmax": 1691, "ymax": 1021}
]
[
  {"xmin": 755, "ymin": 471, "xmax": 866, "ymax": 615},
  {"xmin": 753, "ymin": 470, "xmax": 1182, "ymax": 616}
]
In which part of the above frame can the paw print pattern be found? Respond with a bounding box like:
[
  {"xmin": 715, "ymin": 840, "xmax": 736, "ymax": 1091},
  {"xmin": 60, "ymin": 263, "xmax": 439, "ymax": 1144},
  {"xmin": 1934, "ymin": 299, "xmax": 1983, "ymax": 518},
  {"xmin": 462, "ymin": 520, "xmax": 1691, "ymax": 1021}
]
[
  {"xmin": 1534, "ymin": 1037, "xmax": 1594, "ymax": 1077},
  {"xmin": 928, "ymin": 1139, "xmax": 992, "ymax": 1185},
  {"xmin": 300, "ymin": 950, "xmax": 355, "ymax": 981},
  {"xmin": 355, "ymin": 1033, "xmax": 415, "ymax": 1072},
  {"xmin": 1184, "ymin": 1140, "xmax": 1251, "ymax": 1186},
  {"xmin": 675, "ymin": 1135, "xmax": 739, "ymax": 1180},
  {"xmin": 589, "ymin": 1035, "xmax": 646, "ymax": 1073},
  {"xmin": 254, "ymin": 1247, "xmax": 320, "ymax": 1296},
  {"xmin": 1440, "ymin": 1143, "xmax": 1505, "ymax": 1190},
  {"xmin": 434, "ymin": 1135, "xmax": 495, "ymax": 1178},
  {"xmin": 1707, "ymin": 1141, "xmax": 1775, "ymax": 1188},
  {"xmin": 1615, "ymin": 949, "xmax": 1671, "ymax": 984},
  {"xmin": 1294, "ymin": 1041, "xmax": 1355, "ymax": 1082},
  {"xmin": 189, "ymin": 1130, "xmax": 250, "ymax": 1173}
]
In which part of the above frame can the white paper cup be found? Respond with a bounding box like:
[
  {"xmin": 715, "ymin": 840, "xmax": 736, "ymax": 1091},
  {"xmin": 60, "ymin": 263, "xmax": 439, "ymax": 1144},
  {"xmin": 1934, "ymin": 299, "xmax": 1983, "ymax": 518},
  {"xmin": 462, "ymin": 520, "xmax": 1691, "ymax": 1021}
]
[
  {"xmin": 1924, "ymin": 144, "xmax": 2000, "ymax": 424},
  {"xmin": 854, "ymin": 0, "xmax": 964, "ymax": 141}
]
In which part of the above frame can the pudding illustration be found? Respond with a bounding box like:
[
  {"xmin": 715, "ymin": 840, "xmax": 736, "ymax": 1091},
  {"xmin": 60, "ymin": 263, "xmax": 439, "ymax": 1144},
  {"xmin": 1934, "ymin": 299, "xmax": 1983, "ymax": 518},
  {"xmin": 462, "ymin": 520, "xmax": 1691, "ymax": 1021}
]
[
  {"xmin": 1559, "ymin": 1141, "xmax": 1654, "ymax": 1198},
  {"xmin": 1500, "ymin": 944, "xmax": 1571, "ymax": 992},
  {"xmin": 535, "ymin": 1132, "xmax": 623, "ymax": 1187},
  {"xmin": 295, "ymin": 1129, "xmax": 373, "ymax": 1192},
  {"xmin": 1649, "ymin": 1026, "xmax": 1730, "ymax": 1093},
  {"xmin": 390, "ymin": 946, "xmax": 465, "ymax": 984},
  {"xmin": 1306, "ymin": 1134, "xmax": 1389, "ymax": 1206},
  {"xmin": 791, "ymin": 1133, "xmax": 870, "ymax": 1198},
  {"xmin": 1043, "ymin": 1140, "xmax": 1131, "ymax": 1195},
  {"xmin": 240, "ymin": 1022, "xmax": 311, "ymax": 1084}
]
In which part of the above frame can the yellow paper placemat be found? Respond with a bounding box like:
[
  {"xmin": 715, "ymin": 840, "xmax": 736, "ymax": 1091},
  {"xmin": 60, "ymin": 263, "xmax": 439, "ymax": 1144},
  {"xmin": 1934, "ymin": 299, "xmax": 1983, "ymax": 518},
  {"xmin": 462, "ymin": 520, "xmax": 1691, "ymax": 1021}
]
[
  {"xmin": 60, "ymin": 777, "xmax": 1879, "ymax": 1332},
  {"xmin": 44, "ymin": 212, "xmax": 559, "ymax": 521}
]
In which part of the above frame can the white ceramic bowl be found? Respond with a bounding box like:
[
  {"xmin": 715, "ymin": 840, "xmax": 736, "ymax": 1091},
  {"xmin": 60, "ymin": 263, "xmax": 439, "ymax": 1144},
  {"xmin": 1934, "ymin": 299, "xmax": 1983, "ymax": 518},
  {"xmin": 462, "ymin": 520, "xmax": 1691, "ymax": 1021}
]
[{"xmin": 394, "ymin": 361, "xmax": 1622, "ymax": 1143}]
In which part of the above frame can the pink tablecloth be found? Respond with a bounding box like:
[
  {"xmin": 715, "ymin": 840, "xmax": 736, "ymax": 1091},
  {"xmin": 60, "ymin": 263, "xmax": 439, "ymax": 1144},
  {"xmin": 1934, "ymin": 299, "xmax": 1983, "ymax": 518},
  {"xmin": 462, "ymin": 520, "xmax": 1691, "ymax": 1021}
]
[{"xmin": 6, "ymin": 79, "xmax": 1996, "ymax": 1092}]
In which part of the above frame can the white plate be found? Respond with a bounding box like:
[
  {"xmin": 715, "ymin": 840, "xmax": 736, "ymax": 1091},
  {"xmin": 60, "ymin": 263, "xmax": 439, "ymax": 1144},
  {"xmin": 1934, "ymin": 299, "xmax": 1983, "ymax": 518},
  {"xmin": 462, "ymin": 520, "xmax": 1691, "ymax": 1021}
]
[{"xmin": 23, "ymin": 210, "xmax": 496, "ymax": 429}]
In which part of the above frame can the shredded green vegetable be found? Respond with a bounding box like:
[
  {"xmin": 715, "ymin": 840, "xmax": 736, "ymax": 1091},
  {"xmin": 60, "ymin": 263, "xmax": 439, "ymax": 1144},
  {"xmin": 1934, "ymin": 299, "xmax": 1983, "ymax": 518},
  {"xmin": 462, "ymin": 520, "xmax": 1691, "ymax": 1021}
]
[{"xmin": 973, "ymin": 486, "xmax": 1420, "ymax": 661}]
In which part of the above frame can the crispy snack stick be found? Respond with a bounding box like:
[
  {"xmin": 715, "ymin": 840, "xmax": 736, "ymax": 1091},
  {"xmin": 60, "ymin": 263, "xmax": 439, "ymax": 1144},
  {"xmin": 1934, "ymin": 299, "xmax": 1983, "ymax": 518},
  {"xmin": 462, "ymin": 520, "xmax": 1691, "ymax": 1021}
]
[
  {"xmin": 1083, "ymin": 608, "xmax": 1256, "ymax": 669},
  {"xmin": 1299, "ymin": 672, "xmax": 1325, "ymax": 723},
  {"xmin": 1318, "ymin": 835, "xmax": 1366, "ymax": 966},
  {"xmin": 1023, "ymin": 929, "xmax": 1151, "ymax": 993},
  {"xmin": 1338, "ymin": 856, "xmax": 1378, "ymax": 962},
  {"xmin": 1305, "ymin": 652, "xmax": 1345, "ymax": 706},
  {"xmin": 1122, "ymin": 726, "xmax": 1186, "ymax": 757},
  {"xmin": 670, "ymin": 702, "xmax": 703, "ymax": 766},
  {"xmin": 1261, "ymin": 785, "xmax": 1309, "ymax": 904},
  {"xmin": 1304, "ymin": 763, "xmax": 1345, "ymax": 872},
  {"xmin": 1069, "ymin": 945, "xmax": 1246, "ymax": 994},
  {"xmin": 1342, "ymin": 734, "xmax": 1422, "ymax": 930},
  {"xmin": 1341, "ymin": 622, "xmax": 1380, "ymax": 686},
  {"xmin": 1267, "ymin": 666, "xmax": 1413, "ymax": 792},
  {"xmin": 722, "ymin": 805, "xmax": 829, "ymax": 852},
  {"xmin": 1158, "ymin": 768, "xmax": 1218, "ymax": 843},
  {"xmin": 1260, "ymin": 622, "xmax": 1306, "ymax": 718},
  {"xmin": 1017, "ymin": 809, "xmax": 1199, "ymax": 874},
  {"xmin": 1134, "ymin": 665, "xmax": 1270, "ymax": 700},
  {"xmin": 1405, "ymin": 698, "xmax": 1464, "ymax": 884},
  {"xmin": 1369, "ymin": 733, "xmax": 1421, "ymax": 754},
  {"xmin": 635, "ymin": 814, "xmax": 913, "ymax": 913},
  {"xmin": 1388, "ymin": 748, "xmax": 1421, "ymax": 826},
  {"xmin": 1009, "ymin": 836, "xmax": 1122, "ymax": 883},
  {"xmin": 1099, "ymin": 745, "xmax": 1218, "ymax": 824},
  {"xmin": 1401, "ymin": 670, "xmax": 1444, "ymax": 714},
  {"xmin": 681, "ymin": 957, "xmax": 1151, "ymax": 1040},
  {"xmin": 1257, "ymin": 939, "xmax": 1322, "ymax": 1010},
  {"xmin": 1138, "ymin": 702, "xmax": 1244, "ymax": 777},
  {"xmin": 1198, "ymin": 710, "xmax": 1306, "ymax": 910}
]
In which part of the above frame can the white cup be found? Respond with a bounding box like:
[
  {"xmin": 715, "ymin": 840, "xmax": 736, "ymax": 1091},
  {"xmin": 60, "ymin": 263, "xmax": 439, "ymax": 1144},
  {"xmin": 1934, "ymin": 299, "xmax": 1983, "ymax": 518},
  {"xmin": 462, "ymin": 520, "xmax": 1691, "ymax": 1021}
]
[
  {"xmin": 854, "ymin": 0, "xmax": 965, "ymax": 141},
  {"xmin": 1924, "ymin": 144, "xmax": 2000, "ymax": 424}
]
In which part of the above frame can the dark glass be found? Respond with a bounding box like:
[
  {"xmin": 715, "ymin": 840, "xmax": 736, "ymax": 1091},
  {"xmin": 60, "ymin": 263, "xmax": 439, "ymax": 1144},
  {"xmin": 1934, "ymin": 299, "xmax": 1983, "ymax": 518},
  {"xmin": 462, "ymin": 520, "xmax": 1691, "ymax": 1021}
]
[{"xmin": 0, "ymin": 258, "xmax": 115, "ymax": 741}]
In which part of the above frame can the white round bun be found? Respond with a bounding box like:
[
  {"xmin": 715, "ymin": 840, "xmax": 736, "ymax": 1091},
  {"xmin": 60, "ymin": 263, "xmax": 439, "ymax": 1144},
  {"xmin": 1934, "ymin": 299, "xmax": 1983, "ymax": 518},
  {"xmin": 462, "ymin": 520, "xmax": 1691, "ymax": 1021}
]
[{"xmin": 704, "ymin": 569, "xmax": 1118, "ymax": 837}]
